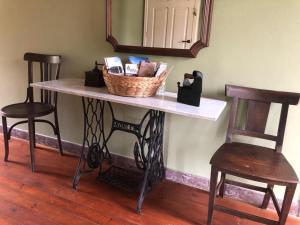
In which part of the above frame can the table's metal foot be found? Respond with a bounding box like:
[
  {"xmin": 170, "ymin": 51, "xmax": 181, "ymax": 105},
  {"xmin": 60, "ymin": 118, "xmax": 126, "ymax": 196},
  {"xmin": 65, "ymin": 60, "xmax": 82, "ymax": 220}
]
[
  {"xmin": 72, "ymin": 152, "xmax": 83, "ymax": 190},
  {"xmin": 136, "ymin": 111, "xmax": 165, "ymax": 213},
  {"xmin": 72, "ymin": 146, "xmax": 95, "ymax": 189}
]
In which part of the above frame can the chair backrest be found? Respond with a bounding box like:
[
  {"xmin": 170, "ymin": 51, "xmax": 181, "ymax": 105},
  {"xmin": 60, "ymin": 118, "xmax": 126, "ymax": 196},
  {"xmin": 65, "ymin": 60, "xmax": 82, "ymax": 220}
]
[
  {"xmin": 225, "ymin": 85, "xmax": 300, "ymax": 152},
  {"xmin": 24, "ymin": 52, "xmax": 62, "ymax": 106}
]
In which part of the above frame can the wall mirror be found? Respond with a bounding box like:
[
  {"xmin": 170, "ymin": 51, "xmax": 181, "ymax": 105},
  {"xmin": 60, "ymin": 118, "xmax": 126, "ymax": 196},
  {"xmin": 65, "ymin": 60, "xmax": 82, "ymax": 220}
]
[{"xmin": 106, "ymin": 0, "xmax": 214, "ymax": 58}]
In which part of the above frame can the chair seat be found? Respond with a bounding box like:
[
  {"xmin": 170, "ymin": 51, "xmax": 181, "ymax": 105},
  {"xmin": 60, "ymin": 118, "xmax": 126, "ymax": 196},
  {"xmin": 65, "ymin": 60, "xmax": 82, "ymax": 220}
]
[
  {"xmin": 210, "ymin": 142, "xmax": 299, "ymax": 184},
  {"xmin": 1, "ymin": 102, "xmax": 55, "ymax": 118}
]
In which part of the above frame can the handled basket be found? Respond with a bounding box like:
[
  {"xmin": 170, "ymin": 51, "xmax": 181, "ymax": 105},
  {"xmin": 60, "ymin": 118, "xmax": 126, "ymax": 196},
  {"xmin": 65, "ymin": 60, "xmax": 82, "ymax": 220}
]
[{"xmin": 103, "ymin": 69, "xmax": 169, "ymax": 97}]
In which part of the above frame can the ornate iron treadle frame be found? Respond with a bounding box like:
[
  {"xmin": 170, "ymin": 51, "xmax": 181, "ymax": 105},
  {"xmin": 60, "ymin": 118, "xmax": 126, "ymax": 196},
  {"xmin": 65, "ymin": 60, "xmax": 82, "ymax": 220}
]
[{"xmin": 72, "ymin": 97, "xmax": 165, "ymax": 213}]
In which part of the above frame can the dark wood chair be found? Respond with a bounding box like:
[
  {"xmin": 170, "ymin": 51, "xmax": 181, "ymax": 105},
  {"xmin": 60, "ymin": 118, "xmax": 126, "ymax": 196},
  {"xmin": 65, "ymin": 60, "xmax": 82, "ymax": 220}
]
[
  {"xmin": 1, "ymin": 53, "xmax": 64, "ymax": 172},
  {"xmin": 207, "ymin": 85, "xmax": 300, "ymax": 225}
]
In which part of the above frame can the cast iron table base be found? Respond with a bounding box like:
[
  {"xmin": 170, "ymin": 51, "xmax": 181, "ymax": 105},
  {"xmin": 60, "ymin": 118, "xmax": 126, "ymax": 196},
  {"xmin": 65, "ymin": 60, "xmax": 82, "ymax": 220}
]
[{"xmin": 72, "ymin": 97, "xmax": 165, "ymax": 213}]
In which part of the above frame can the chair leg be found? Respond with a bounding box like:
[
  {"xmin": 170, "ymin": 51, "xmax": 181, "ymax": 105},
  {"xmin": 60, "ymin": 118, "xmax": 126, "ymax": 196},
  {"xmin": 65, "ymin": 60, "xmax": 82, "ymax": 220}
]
[
  {"xmin": 2, "ymin": 116, "xmax": 9, "ymax": 161},
  {"xmin": 32, "ymin": 120, "xmax": 36, "ymax": 148},
  {"xmin": 278, "ymin": 184, "xmax": 296, "ymax": 225},
  {"xmin": 207, "ymin": 166, "xmax": 219, "ymax": 225},
  {"xmin": 28, "ymin": 118, "xmax": 36, "ymax": 172},
  {"xmin": 54, "ymin": 110, "xmax": 63, "ymax": 156},
  {"xmin": 261, "ymin": 184, "xmax": 274, "ymax": 209},
  {"xmin": 219, "ymin": 172, "xmax": 226, "ymax": 198}
]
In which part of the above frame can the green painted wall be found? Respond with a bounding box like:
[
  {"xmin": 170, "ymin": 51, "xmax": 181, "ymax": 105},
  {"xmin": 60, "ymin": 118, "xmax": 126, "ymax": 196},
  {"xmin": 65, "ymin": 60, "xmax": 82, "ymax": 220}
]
[
  {"xmin": 1, "ymin": 0, "xmax": 300, "ymax": 202},
  {"xmin": 112, "ymin": 0, "xmax": 144, "ymax": 46}
]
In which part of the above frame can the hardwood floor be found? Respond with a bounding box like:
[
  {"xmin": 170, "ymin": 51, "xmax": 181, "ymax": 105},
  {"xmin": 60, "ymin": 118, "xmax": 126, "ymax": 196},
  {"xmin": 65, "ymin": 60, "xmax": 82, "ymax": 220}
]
[{"xmin": 0, "ymin": 136, "xmax": 299, "ymax": 225}]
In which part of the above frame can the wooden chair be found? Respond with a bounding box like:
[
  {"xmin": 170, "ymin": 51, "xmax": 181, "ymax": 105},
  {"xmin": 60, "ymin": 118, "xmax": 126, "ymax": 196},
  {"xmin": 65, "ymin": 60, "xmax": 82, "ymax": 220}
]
[
  {"xmin": 1, "ymin": 53, "xmax": 64, "ymax": 172},
  {"xmin": 207, "ymin": 85, "xmax": 300, "ymax": 225}
]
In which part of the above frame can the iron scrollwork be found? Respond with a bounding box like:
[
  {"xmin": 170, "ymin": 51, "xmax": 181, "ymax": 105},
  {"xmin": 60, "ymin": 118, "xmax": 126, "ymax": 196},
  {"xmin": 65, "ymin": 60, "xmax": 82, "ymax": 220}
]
[
  {"xmin": 136, "ymin": 111, "xmax": 165, "ymax": 213},
  {"xmin": 72, "ymin": 97, "xmax": 165, "ymax": 213},
  {"xmin": 72, "ymin": 98, "xmax": 112, "ymax": 189}
]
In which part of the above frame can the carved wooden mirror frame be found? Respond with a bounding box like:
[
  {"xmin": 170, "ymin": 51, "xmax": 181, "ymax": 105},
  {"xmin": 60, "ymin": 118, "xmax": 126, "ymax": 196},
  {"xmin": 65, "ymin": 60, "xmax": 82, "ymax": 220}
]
[{"xmin": 106, "ymin": 0, "xmax": 214, "ymax": 58}]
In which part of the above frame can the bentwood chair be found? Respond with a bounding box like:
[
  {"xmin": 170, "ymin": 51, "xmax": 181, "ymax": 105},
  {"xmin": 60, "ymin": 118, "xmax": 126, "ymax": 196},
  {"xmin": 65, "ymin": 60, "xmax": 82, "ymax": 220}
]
[
  {"xmin": 1, "ymin": 53, "xmax": 63, "ymax": 172},
  {"xmin": 207, "ymin": 85, "xmax": 300, "ymax": 225}
]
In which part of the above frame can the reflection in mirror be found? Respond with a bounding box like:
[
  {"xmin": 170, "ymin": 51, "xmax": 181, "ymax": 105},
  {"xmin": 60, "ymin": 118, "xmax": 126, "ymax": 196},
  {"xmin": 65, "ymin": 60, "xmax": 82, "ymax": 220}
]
[
  {"xmin": 112, "ymin": 0, "xmax": 203, "ymax": 49},
  {"xmin": 106, "ymin": 0, "xmax": 214, "ymax": 57},
  {"xmin": 112, "ymin": 0, "xmax": 144, "ymax": 46}
]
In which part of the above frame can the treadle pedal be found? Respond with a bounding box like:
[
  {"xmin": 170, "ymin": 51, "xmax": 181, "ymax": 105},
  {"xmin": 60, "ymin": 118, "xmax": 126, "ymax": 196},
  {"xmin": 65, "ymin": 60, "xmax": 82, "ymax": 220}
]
[{"xmin": 97, "ymin": 166, "xmax": 144, "ymax": 192}]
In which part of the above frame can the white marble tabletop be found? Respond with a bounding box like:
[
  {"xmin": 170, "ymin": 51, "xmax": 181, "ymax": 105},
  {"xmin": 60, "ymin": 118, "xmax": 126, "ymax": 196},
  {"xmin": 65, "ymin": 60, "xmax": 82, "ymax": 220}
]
[{"xmin": 31, "ymin": 79, "xmax": 226, "ymax": 121}]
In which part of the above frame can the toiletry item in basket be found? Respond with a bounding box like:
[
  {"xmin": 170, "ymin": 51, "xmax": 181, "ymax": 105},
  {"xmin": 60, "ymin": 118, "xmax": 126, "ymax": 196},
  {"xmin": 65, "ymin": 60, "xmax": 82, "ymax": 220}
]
[
  {"xmin": 128, "ymin": 56, "xmax": 149, "ymax": 64},
  {"xmin": 104, "ymin": 57, "xmax": 124, "ymax": 75},
  {"xmin": 138, "ymin": 61, "xmax": 157, "ymax": 77},
  {"xmin": 155, "ymin": 63, "xmax": 168, "ymax": 77},
  {"xmin": 125, "ymin": 64, "xmax": 139, "ymax": 76}
]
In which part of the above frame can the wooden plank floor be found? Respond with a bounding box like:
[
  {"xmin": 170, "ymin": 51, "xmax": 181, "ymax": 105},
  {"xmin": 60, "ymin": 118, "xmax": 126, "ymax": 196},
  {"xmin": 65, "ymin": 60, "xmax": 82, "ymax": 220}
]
[{"xmin": 0, "ymin": 136, "xmax": 299, "ymax": 225}]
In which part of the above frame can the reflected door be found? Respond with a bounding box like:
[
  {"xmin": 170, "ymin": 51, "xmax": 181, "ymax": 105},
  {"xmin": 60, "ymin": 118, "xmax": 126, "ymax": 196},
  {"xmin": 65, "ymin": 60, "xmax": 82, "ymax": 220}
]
[{"xmin": 143, "ymin": 0, "xmax": 200, "ymax": 49}]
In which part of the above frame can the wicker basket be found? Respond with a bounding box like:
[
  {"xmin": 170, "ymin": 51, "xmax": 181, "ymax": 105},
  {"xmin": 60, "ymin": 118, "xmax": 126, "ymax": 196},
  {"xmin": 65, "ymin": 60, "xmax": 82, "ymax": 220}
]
[{"xmin": 103, "ymin": 69, "xmax": 169, "ymax": 97}]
